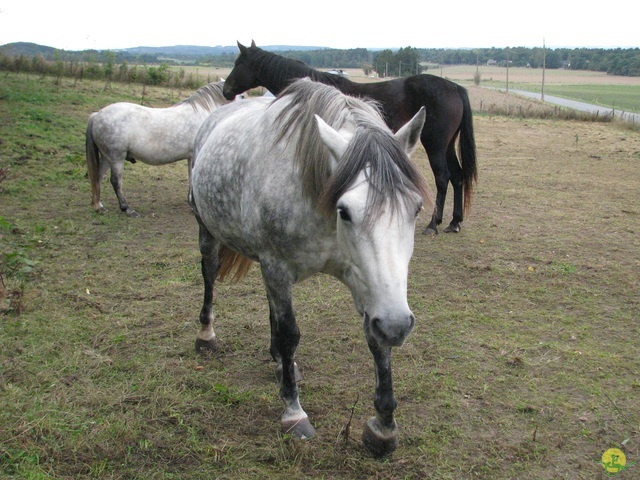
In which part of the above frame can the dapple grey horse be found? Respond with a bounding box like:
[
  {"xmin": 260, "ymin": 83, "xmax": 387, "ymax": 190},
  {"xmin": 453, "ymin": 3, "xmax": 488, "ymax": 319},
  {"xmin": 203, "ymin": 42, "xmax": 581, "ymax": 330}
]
[{"xmin": 189, "ymin": 79, "xmax": 429, "ymax": 456}]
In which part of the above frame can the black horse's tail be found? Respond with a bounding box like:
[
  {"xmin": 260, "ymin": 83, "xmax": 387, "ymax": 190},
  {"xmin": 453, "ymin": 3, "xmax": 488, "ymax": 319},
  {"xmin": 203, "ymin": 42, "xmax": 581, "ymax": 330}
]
[
  {"xmin": 85, "ymin": 114, "xmax": 102, "ymax": 212},
  {"xmin": 457, "ymin": 86, "xmax": 478, "ymax": 215}
]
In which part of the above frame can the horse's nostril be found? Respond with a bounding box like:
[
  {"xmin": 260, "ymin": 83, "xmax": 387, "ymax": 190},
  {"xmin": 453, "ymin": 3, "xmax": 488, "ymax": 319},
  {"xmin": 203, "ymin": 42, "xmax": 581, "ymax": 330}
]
[{"xmin": 371, "ymin": 317, "xmax": 383, "ymax": 338}]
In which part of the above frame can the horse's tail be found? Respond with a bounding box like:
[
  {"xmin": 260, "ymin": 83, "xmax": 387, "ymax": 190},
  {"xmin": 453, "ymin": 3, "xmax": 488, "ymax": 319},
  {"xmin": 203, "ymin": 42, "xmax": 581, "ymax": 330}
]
[
  {"xmin": 217, "ymin": 245, "xmax": 254, "ymax": 282},
  {"xmin": 457, "ymin": 86, "xmax": 478, "ymax": 215},
  {"xmin": 85, "ymin": 114, "xmax": 102, "ymax": 211}
]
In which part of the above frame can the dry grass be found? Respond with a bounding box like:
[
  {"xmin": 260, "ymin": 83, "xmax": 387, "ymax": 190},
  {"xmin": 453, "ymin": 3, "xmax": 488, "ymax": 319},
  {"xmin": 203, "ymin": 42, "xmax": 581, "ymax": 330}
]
[{"xmin": 1, "ymin": 73, "xmax": 639, "ymax": 479}]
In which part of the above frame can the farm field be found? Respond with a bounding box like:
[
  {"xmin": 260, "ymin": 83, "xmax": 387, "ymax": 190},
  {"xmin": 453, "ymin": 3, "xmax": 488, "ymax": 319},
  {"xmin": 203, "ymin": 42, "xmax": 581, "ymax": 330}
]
[
  {"xmin": 441, "ymin": 65, "xmax": 640, "ymax": 113},
  {"xmin": 183, "ymin": 62, "xmax": 640, "ymax": 113},
  {"xmin": 1, "ymin": 73, "xmax": 639, "ymax": 479}
]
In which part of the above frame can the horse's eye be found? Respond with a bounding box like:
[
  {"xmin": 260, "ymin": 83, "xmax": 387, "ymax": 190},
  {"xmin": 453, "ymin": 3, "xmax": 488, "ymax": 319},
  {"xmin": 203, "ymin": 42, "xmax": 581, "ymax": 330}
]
[
  {"xmin": 415, "ymin": 203, "xmax": 424, "ymax": 217},
  {"xmin": 338, "ymin": 207, "xmax": 351, "ymax": 222}
]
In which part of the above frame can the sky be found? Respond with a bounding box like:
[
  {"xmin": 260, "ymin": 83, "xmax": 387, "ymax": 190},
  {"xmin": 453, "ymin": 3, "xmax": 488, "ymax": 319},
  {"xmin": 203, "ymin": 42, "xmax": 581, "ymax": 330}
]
[{"xmin": 0, "ymin": 1, "xmax": 637, "ymax": 51}]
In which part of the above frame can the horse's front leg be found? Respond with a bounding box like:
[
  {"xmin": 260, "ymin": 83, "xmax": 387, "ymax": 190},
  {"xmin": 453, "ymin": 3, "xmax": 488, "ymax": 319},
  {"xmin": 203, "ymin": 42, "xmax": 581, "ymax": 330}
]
[
  {"xmin": 362, "ymin": 340, "xmax": 399, "ymax": 457},
  {"xmin": 262, "ymin": 264, "xmax": 316, "ymax": 440},
  {"xmin": 194, "ymin": 218, "xmax": 220, "ymax": 353}
]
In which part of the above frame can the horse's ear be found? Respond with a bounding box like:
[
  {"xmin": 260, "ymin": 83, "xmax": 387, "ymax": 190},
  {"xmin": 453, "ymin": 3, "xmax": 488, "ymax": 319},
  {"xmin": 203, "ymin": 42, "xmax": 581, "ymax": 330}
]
[
  {"xmin": 394, "ymin": 106, "xmax": 425, "ymax": 156},
  {"xmin": 315, "ymin": 114, "xmax": 348, "ymax": 170},
  {"xmin": 237, "ymin": 41, "xmax": 247, "ymax": 54},
  {"xmin": 251, "ymin": 40, "xmax": 256, "ymax": 48}
]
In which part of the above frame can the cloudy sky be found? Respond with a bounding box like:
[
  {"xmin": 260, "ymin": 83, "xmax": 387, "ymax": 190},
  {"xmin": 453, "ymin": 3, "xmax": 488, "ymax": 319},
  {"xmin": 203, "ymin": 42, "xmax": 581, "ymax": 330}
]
[{"xmin": 0, "ymin": 0, "xmax": 637, "ymax": 51}]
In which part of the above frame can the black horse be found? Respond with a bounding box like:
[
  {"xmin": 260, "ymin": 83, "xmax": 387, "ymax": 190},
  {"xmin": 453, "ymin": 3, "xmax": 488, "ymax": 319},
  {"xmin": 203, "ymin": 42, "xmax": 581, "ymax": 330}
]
[{"xmin": 222, "ymin": 41, "xmax": 477, "ymax": 235}]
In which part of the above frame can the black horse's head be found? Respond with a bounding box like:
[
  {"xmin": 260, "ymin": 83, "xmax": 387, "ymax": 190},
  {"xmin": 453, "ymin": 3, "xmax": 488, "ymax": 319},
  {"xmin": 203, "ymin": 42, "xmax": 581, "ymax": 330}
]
[{"xmin": 222, "ymin": 41, "xmax": 260, "ymax": 100}]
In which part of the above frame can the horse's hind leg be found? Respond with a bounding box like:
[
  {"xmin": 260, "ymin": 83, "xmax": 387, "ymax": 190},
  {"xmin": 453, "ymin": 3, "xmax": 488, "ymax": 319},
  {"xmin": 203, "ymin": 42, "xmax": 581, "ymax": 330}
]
[
  {"xmin": 194, "ymin": 217, "xmax": 221, "ymax": 354},
  {"xmin": 93, "ymin": 157, "xmax": 110, "ymax": 214},
  {"xmin": 422, "ymin": 149, "xmax": 449, "ymax": 236},
  {"xmin": 109, "ymin": 159, "xmax": 139, "ymax": 217},
  {"xmin": 262, "ymin": 262, "xmax": 315, "ymax": 440},
  {"xmin": 443, "ymin": 144, "xmax": 464, "ymax": 233}
]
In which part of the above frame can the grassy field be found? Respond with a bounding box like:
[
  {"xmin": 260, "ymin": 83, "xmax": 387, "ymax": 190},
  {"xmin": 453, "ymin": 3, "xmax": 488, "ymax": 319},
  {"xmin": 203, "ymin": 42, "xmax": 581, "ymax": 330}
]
[
  {"xmin": 1, "ymin": 73, "xmax": 639, "ymax": 479},
  {"xmin": 508, "ymin": 84, "xmax": 640, "ymax": 113}
]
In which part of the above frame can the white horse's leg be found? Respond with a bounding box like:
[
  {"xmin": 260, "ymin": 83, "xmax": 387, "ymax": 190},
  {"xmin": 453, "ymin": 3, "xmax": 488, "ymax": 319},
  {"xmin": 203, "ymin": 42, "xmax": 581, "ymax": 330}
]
[
  {"xmin": 362, "ymin": 340, "xmax": 399, "ymax": 457},
  {"xmin": 187, "ymin": 157, "xmax": 192, "ymax": 189},
  {"xmin": 93, "ymin": 156, "xmax": 111, "ymax": 214},
  {"xmin": 108, "ymin": 158, "xmax": 138, "ymax": 217},
  {"xmin": 194, "ymin": 216, "xmax": 220, "ymax": 353},
  {"xmin": 262, "ymin": 262, "xmax": 316, "ymax": 440}
]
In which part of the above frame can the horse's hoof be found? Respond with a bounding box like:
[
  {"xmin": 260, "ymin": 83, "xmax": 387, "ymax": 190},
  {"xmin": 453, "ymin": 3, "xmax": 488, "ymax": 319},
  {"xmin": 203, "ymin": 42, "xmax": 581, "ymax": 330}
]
[
  {"xmin": 276, "ymin": 362, "xmax": 303, "ymax": 384},
  {"xmin": 422, "ymin": 226, "xmax": 438, "ymax": 236},
  {"xmin": 443, "ymin": 223, "xmax": 461, "ymax": 233},
  {"xmin": 282, "ymin": 416, "xmax": 316, "ymax": 440},
  {"xmin": 195, "ymin": 337, "xmax": 218, "ymax": 354},
  {"xmin": 126, "ymin": 209, "xmax": 140, "ymax": 218},
  {"xmin": 362, "ymin": 417, "xmax": 398, "ymax": 458}
]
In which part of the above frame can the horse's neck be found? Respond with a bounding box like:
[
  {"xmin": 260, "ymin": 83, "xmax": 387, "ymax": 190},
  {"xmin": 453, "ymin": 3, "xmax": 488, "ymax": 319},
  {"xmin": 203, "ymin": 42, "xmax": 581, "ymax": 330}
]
[
  {"xmin": 259, "ymin": 54, "xmax": 316, "ymax": 94},
  {"xmin": 258, "ymin": 51, "xmax": 355, "ymax": 95}
]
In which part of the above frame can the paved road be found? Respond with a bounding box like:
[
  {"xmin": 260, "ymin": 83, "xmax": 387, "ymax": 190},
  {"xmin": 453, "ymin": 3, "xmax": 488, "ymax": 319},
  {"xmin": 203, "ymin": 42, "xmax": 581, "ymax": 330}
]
[{"xmin": 499, "ymin": 88, "xmax": 640, "ymax": 124}]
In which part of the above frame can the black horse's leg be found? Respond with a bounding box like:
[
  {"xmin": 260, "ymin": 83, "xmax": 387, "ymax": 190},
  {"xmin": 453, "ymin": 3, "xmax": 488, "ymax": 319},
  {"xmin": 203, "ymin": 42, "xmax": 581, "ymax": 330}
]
[
  {"xmin": 443, "ymin": 146, "xmax": 464, "ymax": 233},
  {"xmin": 362, "ymin": 339, "xmax": 399, "ymax": 457},
  {"xmin": 109, "ymin": 158, "xmax": 138, "ymax": 217},
  {"xmin": 423, "ymin": 151, "xmax": 449, "ymax": 236},
  {"xmin": 262, "ymin": 262, "xmax": 315, "ymax": 439},
  {"xmin": 194, "ymin": 217, "xmax": 221, "ymax": 353}
]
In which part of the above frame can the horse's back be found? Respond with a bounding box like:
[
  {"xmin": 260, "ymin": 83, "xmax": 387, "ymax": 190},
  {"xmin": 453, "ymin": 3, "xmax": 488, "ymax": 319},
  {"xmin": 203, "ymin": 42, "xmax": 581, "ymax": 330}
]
[
  {"xmin": 193, "ymin": 97, "xmax": 272, "ymax": 162},
  {"xmin": 91, "ymin": 101, "xmax": 206, "ymax": 164}
]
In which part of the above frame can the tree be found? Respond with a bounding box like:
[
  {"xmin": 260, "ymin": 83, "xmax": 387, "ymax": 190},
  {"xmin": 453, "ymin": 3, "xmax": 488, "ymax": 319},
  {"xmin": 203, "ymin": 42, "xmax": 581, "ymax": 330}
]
[
  {"xmin": 395, "ymin": 47, "xmax": 422, "ymax": 76},
  {"xmin": 374, "ymin": 50, "xmax": 394, "ymax": 77}
]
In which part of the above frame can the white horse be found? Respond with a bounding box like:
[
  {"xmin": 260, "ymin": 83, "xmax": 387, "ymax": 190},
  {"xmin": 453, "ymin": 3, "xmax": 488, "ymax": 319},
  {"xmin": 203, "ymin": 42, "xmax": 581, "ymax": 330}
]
[
  {"xmin": 189, "ymin": 79, "xmax": 429, "ymax": 457},
  {"xmin": 86, "ymin": 82, "xmax": 232, "ymax": 217}
]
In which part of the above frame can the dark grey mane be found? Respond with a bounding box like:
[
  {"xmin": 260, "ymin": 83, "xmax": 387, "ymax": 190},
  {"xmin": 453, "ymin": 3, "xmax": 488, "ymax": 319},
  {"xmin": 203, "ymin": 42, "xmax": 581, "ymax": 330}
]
[
  {"xmin": 271, "ymin": 79, "xmax": 429, "ymax": 222},
  {"xmin": 180, "ymin": 82, "xmax": 229, "ymax": 112}
]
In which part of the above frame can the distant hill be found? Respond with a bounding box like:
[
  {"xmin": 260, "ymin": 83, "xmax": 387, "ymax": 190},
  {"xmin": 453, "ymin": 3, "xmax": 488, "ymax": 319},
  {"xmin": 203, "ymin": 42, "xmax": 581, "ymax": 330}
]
[
  {"xmin": 0, "ymin": 42, "xmax": 60, "ymax": 57},
  {"xmin": 0, "ymin": 42, "xmax": 327, "ymax": 58},
  {"xmin": 121, "ymin": 45, "xmax": 327, "ymax": 56}
]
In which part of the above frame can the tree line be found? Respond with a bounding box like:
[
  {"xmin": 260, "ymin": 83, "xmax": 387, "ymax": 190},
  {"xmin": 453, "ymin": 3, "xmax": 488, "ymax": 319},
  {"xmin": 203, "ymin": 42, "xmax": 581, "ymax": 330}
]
[
  {"xmin": 1, "ymin": 43, "xmax": 639, "ymax": 84},
  {"xmin": 0, "ymin": 50, "xmax": 217, "ymax": 89},
  {"xmin": 288, "ymin": 46, "xmax": 640, "ymax": 77},
  {"xmin": 422, "ymin": 47, "xmax": 640, "ymax": 76}
]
